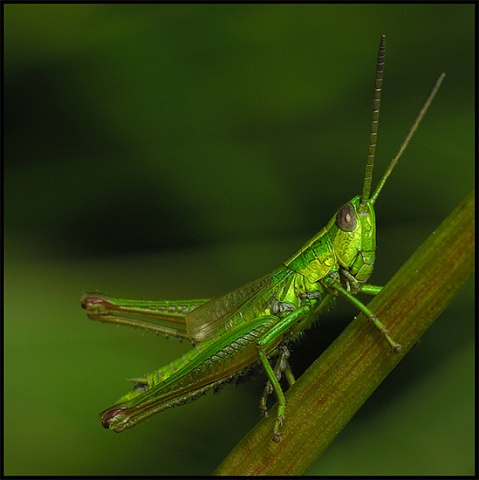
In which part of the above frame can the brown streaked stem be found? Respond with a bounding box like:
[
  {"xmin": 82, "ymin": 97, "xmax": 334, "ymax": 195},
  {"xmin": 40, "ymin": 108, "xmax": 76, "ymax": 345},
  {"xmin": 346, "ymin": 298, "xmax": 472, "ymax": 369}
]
[{"xmin": 214, "ymin": 190, "xmax": 474, "ymax": 476}]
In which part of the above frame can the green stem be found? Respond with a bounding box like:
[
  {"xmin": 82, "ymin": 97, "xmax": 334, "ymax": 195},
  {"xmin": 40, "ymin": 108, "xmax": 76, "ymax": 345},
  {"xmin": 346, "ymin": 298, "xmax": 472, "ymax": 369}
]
[{"xmin": 214, "ymin": 190, "xmax": 474, "ymax": 476}]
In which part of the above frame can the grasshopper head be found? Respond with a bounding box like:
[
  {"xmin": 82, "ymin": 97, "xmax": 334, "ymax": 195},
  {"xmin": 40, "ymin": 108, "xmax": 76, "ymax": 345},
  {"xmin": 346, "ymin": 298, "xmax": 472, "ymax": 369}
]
[{"xmin": 329, "ymin": 194, "xmax": 376, "ymax": 283}]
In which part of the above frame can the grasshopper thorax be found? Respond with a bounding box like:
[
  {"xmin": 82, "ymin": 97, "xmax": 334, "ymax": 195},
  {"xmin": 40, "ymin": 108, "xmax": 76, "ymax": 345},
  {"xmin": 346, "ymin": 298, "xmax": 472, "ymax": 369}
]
[{"xmin": 284, "ymin": 193, "xmax": 376, "ymax": 287}]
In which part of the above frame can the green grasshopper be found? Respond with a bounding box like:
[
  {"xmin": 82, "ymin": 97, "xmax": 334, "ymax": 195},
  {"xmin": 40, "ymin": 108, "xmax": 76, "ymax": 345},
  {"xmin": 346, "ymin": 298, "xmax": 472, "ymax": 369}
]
[{"xmin": 81, "ymin": 35, "xmax": 444, "ymax": 442}]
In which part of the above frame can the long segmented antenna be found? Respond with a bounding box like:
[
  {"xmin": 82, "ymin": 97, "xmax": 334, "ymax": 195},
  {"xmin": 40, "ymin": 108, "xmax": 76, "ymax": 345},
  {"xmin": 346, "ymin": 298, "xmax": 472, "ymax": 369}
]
[
  {"xmin": 359, "ymin": 34, "xmax": 386, "ymax": 211},
  {"xmin": 370, "ymin": 72, "xmax": 445, "ymax": 204}
]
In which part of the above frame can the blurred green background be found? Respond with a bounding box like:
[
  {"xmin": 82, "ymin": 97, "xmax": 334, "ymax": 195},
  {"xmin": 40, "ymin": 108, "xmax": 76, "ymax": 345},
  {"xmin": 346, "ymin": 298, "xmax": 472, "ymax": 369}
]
[{"xmin": 4, "ymin": 4, "xmax": 474, "ymax": 476}]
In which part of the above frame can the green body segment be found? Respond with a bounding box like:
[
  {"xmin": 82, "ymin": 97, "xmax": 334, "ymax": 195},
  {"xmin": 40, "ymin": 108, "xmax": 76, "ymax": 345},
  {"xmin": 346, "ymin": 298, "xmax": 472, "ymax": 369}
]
[
  {"xmin": 93, "ymin": 268, "xmax": 332, "ymax": 432},
  {"xmin": 82, "ymin": 35, "xmax": 445, "ymax": 441}
]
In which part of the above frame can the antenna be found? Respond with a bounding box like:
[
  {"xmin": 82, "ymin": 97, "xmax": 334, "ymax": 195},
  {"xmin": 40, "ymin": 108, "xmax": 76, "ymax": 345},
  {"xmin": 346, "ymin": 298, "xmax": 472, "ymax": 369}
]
[
  {"xmin": 360, "ymin": 34, "xmax": 386, "ymax": 210},
  {"xmin": 370, "ymin": 72, "xmax": 445, "ymax": 204}
]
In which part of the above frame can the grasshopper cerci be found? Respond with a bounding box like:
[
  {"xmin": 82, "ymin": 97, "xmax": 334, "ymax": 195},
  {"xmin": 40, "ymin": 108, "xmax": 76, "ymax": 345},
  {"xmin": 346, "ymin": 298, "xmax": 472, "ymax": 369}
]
[{"xmin": 82, "ymin": 35, "xmax": 444, "ymax": 443}]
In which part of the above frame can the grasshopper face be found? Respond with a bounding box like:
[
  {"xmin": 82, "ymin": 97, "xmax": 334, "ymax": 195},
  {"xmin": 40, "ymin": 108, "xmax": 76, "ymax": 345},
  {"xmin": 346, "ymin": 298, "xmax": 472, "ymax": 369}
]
[{"xmin": 332, "ymin": 195, "xmax": 376, "ymax": 284}]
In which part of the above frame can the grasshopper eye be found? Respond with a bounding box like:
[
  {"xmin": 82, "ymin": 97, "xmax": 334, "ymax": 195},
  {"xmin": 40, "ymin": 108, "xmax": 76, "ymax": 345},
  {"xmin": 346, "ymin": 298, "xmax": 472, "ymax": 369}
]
[{"xmin": 336, "ymin": 203, "xmax": 357, "ymax": 232}]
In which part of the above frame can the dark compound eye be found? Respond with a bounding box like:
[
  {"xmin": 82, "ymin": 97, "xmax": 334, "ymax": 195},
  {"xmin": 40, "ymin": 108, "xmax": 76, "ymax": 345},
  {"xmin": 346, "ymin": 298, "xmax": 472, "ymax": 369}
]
[{"xmin": 336, "ymin": 203, "xmax": 357, "ymax": 232}]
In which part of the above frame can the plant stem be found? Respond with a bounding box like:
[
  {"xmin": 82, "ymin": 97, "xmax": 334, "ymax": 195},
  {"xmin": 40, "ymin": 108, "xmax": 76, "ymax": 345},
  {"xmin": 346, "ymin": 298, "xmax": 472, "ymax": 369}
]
[{"xmin": 214, "ymin": 189, "xmax": 474, "ymax": 476}]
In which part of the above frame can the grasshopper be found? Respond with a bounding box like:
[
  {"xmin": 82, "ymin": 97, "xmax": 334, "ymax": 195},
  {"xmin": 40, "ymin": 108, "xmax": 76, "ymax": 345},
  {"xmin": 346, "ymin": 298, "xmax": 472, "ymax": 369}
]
[{"xmin": 82, "ymin": 35, "xmax": 444, "ymax": 442}]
